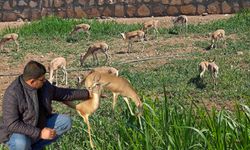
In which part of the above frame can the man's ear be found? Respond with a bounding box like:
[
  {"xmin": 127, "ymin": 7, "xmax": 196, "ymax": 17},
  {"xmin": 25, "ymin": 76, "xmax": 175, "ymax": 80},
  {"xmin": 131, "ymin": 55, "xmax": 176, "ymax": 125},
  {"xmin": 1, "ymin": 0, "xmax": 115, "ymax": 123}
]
[{"xmin": 30, "ymin": 79, "xmax": 36, "ymax": 84}]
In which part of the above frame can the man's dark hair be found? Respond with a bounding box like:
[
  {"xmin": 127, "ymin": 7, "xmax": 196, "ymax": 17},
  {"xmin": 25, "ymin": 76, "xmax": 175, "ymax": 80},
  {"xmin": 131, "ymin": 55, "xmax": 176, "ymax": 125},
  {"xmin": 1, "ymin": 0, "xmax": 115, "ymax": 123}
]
[{"xmin": 23, "ymin": 60, "xmax": 47, "ymax": 81}]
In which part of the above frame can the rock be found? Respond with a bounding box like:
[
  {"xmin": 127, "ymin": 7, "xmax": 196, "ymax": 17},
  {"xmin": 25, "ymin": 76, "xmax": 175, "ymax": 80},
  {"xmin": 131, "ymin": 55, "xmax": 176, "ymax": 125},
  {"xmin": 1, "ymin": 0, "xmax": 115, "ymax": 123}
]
[
  {"xmin": 167, "ymin": 6, "xmax": 178, "ymax": 16},
  {"xmin": 180, "ymin": 4, "xmax": 196, "ymax": 15},
  {"xmin": 137, "ymin": 4, "xmax": 150, "ymax": 17},
  {"xmin": 202, "ymin": 12, "xmax": 208, "ymax": 16},
  {"xmin": 115, "ymin": 4, "xmax": 124, "ymax": 17},
  {"xmin": 127, "ymin": 5, "xmax": 136, "ymax": 17}
]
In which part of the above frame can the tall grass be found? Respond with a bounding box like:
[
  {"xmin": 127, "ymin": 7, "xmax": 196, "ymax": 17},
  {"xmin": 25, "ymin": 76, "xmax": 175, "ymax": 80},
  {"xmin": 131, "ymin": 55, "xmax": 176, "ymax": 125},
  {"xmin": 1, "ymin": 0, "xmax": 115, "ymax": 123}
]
[{"xmin": 47, "ymin": 89, "xmax": 250, "ymax": 150}]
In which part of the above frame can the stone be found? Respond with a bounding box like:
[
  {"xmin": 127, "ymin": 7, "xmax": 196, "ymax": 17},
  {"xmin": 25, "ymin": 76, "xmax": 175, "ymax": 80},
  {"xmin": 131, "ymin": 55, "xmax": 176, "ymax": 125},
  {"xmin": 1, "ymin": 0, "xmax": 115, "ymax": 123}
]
[
  {"xmin": 31, "ymin": 9, "xmax": 41, "ymax": 20},
  {"xmin": 153, "ymin": 0, "xmax": 161, "ymax": 2},
  {"xmin": 87, "ymin": 8, "xmax": 100, "ymax": 18},
  {"xmin": 67, "ymin": 7, "xmax": 75, "ymax": 17},
  {"xmin": 65, "ymin": 0, "xmax": 73, "ymax": 4},
  {"xmin": 162, "ymin": 0, "xmax": 169, "ymax": 5},
  {"xmin": 233, "ymin": 2, "xmax": 240, "ymax": 12},
  {"xmin": 197, "ymin": 0, "xmax": 203, "ymax": 3},
  {"xmin": 30, "ymin": 1, "xmax": 38, "ymax": 8},
  {"xmin": 43, "ymin": 0, "xmax": 49, "ymax": 7},
  {"xmin": 207, "ymin": 1, "xmax": 221, "ymax": 14},
  {"xmin": 17, "ymin": 9, "xmax": 30, "ymax": 19},
  {"xmin": 78, "ymin": 0, "xmax": 87, "ymax": 5},
  {"xmin": 41, "ymin": 8, "xmax": 53, "ymax": 16},
  {"xmin": 222, "ymin": 2, "xmax": 232, "ymax": 14},
  {"xmin": 170, "ymin": 0, "xmax": 182, "ymax": 5},
  {"xmin": 202, "ymin": 12, "xmax": 208, "ymax": 16},
  {"xmin": 18, "ymin": 0, "xmax": 28, "ymax": 6},
  {"xmin": 137, "ymin": 4, "xmax": 150, "ymax": 17},
  {"xmin": 167, "ymin": 6, "xmax": 178, "ymax": 16},
  {"xmin": 152, "ymin": 5, "xmax": 164, "ymax": 16},
  {"xmin": 3, "ymin": 12, "xmax": 17, "ymax": 21},
  {"xmin": 183, "ymin": 0, "xmax": 192, "ymax": 5},
  {"xmin": 57, "ymin": 10, "xmax": 66, "ymax": 18},
  {"xmin": 180, "ymin": 4, "xmax": 196, "ymax": 15},
  {"xmin": 197, "ymin": 4, "xmax": 205, "ymax": 15},
  {"xmin": 98, "ymin": 0, "xmax": 104, "ymax": 5},
  {"xmin": 102, "ymin": 7, "xmax": 112, "ymax": 16},
  {"xmin": 89, "ymin": 0, "xmax": 95, "ymax": 6},
  {"xmin": 11, "ymin": 0, "xmax": 17, "ymax": 7},
  {"xmin": 54, "ymin": 0, "xmax": 64, "ymax": 8},
  {"xmin": 3, "ymin": 1, "xmax": 11, "ymax": 10},
  {"xmin": 115, "ymin": 4, "xmax": 124, "ymax": 17},
  {"xmin": 144, "ymin": 0, "xmax": 151, "ymax": 2},
  {"xmin": 242, "ymin": 1, "xmax": 250, "ymax": 8},
  {"xmin": 127, "ymin": 5, "xmax": 136, "ymax": 17},
  {"xmin": 75, "ymin": 6, "xmax": 87, "ymax": 18}
]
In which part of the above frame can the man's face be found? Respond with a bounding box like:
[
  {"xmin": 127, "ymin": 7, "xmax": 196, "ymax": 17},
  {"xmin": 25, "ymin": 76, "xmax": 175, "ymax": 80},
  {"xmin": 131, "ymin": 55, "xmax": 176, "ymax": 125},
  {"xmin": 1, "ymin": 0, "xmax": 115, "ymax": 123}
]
[{"xmin": 31, "ymin": 75, "xmax": 46, "ymax": 89}]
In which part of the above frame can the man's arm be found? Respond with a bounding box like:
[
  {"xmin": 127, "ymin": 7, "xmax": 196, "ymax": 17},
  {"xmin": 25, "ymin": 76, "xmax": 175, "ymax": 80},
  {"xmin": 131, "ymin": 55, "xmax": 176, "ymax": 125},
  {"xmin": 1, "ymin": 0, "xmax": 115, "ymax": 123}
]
[
  {"xmin": 2, "ymin": 91, "xmax": 41, "ymax": 140},
  {"xmin": 49, "ymin": 83, "xmax": 90, "ymax": 101}
]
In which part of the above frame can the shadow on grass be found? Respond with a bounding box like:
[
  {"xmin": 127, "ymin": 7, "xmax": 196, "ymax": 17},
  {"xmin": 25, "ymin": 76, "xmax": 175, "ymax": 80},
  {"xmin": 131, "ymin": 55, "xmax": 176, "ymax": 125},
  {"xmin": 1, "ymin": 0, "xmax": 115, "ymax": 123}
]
[{"xmin": 188, "ymin": 75, "xmax": 206, "ymax": 89}]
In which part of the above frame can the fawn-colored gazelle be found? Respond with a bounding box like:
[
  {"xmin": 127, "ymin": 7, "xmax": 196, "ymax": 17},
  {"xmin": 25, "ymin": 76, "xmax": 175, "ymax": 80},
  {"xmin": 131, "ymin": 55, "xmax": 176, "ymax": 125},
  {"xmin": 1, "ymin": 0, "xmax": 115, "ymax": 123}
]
[{"xmin": 65, "ymin": 76, "xmax": 109, "ymax": 148}]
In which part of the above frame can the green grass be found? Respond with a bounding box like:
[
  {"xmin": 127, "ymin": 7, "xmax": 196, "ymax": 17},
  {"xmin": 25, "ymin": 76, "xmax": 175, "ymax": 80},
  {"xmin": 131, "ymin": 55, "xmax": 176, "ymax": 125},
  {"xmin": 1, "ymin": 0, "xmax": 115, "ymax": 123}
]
[{"xmin": 1, "ymin": 9, "xmax": 250, "ymax": 150}]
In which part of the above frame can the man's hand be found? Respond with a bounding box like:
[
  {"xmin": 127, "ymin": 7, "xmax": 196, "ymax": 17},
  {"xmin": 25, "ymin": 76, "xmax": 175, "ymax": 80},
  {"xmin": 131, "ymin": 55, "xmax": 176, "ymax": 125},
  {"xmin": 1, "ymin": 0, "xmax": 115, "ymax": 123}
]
[{"xmin": 40, "ymin": 127, "xmax": 57, "ymax": 140}]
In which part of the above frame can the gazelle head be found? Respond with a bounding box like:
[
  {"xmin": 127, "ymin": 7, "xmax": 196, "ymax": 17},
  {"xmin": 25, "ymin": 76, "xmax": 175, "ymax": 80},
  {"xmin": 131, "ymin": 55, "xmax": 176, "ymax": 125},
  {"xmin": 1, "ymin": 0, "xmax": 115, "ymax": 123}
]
[{"xmin": 120, "ymin": 33, "xmax": 126, "ymax": 40}]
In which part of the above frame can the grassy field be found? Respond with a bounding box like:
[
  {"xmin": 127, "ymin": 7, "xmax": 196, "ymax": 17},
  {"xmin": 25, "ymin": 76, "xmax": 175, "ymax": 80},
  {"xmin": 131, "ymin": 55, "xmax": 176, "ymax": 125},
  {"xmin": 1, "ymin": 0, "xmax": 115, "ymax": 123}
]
[{"xmin": 0, "ymin": 9, "xmax": 250, "ymax": 150}]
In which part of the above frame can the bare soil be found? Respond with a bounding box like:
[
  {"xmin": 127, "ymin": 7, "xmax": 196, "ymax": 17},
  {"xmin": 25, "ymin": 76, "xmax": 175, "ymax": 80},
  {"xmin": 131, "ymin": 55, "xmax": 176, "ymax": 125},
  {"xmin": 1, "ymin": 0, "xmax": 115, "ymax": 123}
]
[{"xmin": 0, "ymin": 14, "xmax": 234, "ymax": 113}]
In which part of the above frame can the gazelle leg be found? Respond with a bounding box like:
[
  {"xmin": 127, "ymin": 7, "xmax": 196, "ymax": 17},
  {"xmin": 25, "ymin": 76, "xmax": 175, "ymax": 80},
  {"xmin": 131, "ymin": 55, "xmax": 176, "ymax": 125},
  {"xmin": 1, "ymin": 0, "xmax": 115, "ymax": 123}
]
[
  {"xmin": 14, "ymin": 40, "xmax": 19, "ymax": 51},
  {"xmin": 78, "ymin": 111, "xmax": 94, "ymax": 149},
  {"xmin": 123, "ymin": 97, "xmax": 135, "ymax": 116},
  {"xmin": 141, "ymin": 39, "xmax": 145, "ymax": 52},
  {"xmin": 112, "ymin": 93, "xmax": 119, "ymax": 110},
  {"xmin": 104, "ymin": 52, "xmax": 109, "ymax": 64},
  {"xmin": 62, "ymin": 68, "xmax": 68, "ymax": 85},
  {"xmin": 84, "ymin": 115, "xmax": 94, "ymax": 149}
]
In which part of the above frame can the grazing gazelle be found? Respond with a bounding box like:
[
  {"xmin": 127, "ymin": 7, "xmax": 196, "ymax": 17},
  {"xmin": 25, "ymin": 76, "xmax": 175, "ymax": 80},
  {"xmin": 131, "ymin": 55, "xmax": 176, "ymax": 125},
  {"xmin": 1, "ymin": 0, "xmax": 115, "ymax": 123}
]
[
  {"xmin": 0, "ymin": 33, "xmax": 19, "ymax": 51},
  {"xmin": 120, "ymin": 30, "xmax": 146, "ymax": 53},
  {"xmin": 80, "ymin": 42, "xmax": 110, "ymax": 66}
]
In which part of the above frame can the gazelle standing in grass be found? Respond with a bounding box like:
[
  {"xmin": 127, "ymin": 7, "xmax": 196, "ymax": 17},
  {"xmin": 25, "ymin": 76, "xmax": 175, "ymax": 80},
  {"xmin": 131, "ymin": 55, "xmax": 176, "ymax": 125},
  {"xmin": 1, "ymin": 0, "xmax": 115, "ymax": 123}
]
[
  {"xmin": 48, "ymin": 57, "xmax": 68, "ymax": 86},
  {"xmin": 143, "ymin": 20, "xmax": 159, "ymax": 39},
  {"xmin": 80, "ymin": 42, "xmax": 111, "ymax": 66},
  {"xmin": 199, "ymin": 58, "xmax": 219, "ymax": 85},
  {"xmin": 65, "ymin": 77, "xmax": 109, "ymax": 149},
  {"xmin": 210, "ymin": 29, "xmax": 226, "ymax": 49},
  {"xmin": 172, "ymin": 15, "xmax": 188, "ymax": 33},
  {"xmin": 120, "ymin": 30, "xmax": 146, "ymax": 54},
  {"xmin": 0, "ymin": 33, "xmax": 19, "ymax": 52}
]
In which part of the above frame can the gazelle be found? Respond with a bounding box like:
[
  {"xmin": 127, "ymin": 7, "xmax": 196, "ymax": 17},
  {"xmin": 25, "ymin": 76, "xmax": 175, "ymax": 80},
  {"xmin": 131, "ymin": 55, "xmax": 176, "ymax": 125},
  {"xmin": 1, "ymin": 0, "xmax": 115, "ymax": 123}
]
[
  {"xmin": 199, "ymin": 58, "xmax": 219, "ymax": 84},
  {"xmin": 65, "ymin": 78, "xmax": 108, "ymax": 149},
  {"xmin": 84, "ymin": 71, "xmax": 143, "ymax": 116},
  {"xmin": 48, "ymin": 57, "xmax": 68, "ymax": 86},
  {"xmin": 210, "ymin": 29, "xmax": 225, "ymax": 49},
  {"xmin": 70, "ymin": 23, "xmax": 91, "ymax": 36},
  {"xmin": 0, "ymin": 33, "xmax": 19, "ymax": 51},
  {"xmin": 172, "ymin": 15, "xmax": 188, "ymax": 33},
  {"xmin": 80, "ymin": 42, "xmax": 110, "ymax": 66},
  {"xmin": 143, "ymin": 20, "xmax": 159, "ymax": 39},
  {"xmin": 120, "ymin": 30, "xmax": 146, "ymax": 53}
]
